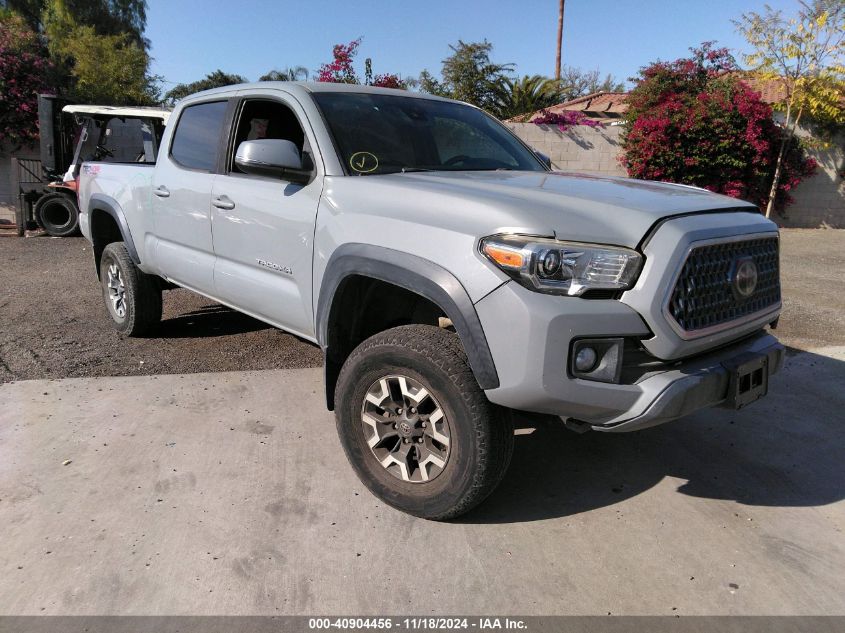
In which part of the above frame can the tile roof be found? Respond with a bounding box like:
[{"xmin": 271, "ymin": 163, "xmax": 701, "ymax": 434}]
[
  {"xmin": 732, "ymin": 73, "xmax": 790, "ymax": 104},
  {"xmin": 517, "ymin": 92, "xmax": 629, "ymax": 122},
  {"xmin": 511, "ymin": 74, "xmax": 834, "ymax": 123}
]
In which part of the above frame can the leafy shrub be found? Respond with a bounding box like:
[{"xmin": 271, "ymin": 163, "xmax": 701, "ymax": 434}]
[
  {"xmin": 622, "ymin": 43, "xmax": 816, "ymax": 211},
  {"xmin": 532, "ymin": 109, "xmax": 604, "ymax": 131},
  {"xmin": 317, "ymin": 39, "xmax": 406, "ymax": 89},
  {"xmin": 0, "ymin": 13, "xmax": 54, "ymax": 145},
  {"xmin": 317, "ymin": 39, "xmax": 362, "ymax": 84}
]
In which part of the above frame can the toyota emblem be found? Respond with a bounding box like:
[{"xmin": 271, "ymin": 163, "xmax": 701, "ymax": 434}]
[{"xmin": 731, "ymin": 256, "xmax": 758, "ymax": 300}]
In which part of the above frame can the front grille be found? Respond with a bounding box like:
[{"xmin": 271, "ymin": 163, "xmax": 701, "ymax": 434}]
[{"xmin": 668, "ymin": 236, "xmax": 780, "ymax": 333}]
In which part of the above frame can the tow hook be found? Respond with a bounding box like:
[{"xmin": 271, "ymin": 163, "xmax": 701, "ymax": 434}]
[{"xmin": 562, "ymin": 418, "xmax": 592, "ymax": 434}]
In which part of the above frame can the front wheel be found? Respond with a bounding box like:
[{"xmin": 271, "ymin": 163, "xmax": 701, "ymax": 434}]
[
  {"xmin": 334, "ymin": 325, "xmax": 513, "ymax": 520},
  {"xmin": 99, "ymin": 242, "xmax": 162, "ymax": 336}
]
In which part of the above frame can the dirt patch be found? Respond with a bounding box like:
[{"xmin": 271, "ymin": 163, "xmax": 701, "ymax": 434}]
[
  {"xmin": 775, "ymin": 229, "xmax": 845, "ymax": 350},
  {"xmin": 0, "ymin": 229, "xmax": 843, "ymax": 383},
  {"xmin": 0, "ymin": 236, "xmax": 322, "ymax": 382}
]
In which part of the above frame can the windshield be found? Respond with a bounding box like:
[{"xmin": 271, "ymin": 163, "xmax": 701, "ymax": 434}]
[{"xmin": 312, "ymin": 92, "xmax": 547, "ymax": 175}]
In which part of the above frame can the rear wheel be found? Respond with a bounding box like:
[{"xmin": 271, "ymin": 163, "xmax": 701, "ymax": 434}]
[
  {"xmin": 34, "ymin": 193, "xmax": 79, "ymax": 237},
  {"xmin": 99, "ymin": 242, "xmax": 162, "ymax": 336},
  {"xmin": 334, "ymin": 325, "xmax": 513, "ymax": 520}
]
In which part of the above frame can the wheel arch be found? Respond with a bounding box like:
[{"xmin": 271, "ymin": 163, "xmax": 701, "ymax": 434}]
[
  {"xmin": 316, "ymin": 244, "xmax": 500, "ymax": 410},
  {"xmin": 88, "ymin": 194, "xmax": 141, "ymax": 277}
]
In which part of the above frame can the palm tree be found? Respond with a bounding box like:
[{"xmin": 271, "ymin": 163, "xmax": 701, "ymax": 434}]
[
  {"xmin": 489, "ymin": 75, "xmax": 562, "ymax": 120},
  {"xmin": 259, "ymin": 66, "xmax": 309, "ymax": 82},
  {"xmin": 555, "ymin": 0, "xmax": 565, "ymax": 80}
]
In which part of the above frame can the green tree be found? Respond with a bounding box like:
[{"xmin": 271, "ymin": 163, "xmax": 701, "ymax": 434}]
[
  {"xmin": 489, "ymin": 74, "xmax": 561, "ymax": 120},
  {"xmin": 420, "ymin": 40, "xmax": 513, "ymax": 110},
  {"xmin": 259, "ymin": 66, "xmax": 308, "ymax": 82},
  {"xmin": 57, "ymin": 25, "xmax": 156, "ymax": 103},
  {"xmin": 417, "ymin": 69, "xmax": 448, "ymax": 97},
  {"xmin": 163, "ymin": 69, "xmax": 247, "ymax": 105},
  {"xmin": 735, "ymin": 0, "xmax": 845, "ymax": 217},
  {"xmin": 42, "ymin": 0, "xmax": 157, "ymax": 104},
  {"xmin": 1, "ymin": 0, "xmax": 147, "ymax": 49}
]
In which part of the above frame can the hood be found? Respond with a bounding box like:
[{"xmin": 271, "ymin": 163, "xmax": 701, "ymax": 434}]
[{"xmin": 338, "ymin": 171, "xmax": 759, "ymax": 248}]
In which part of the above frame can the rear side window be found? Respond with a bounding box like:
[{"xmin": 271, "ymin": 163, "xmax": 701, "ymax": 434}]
[{"xmin": 170, "ymin": 101, "xmax": 228, "ymax": 171}]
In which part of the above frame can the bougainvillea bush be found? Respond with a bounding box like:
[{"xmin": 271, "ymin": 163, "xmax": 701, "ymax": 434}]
[
  {"xmin": 316, "ymin": 38, "xmax": 362, "ymax": 84},
  {"xmin": 0, "ymin": 14, "xmax": 54, "ymax": 146},
  {"xmin": 532, "ymin": 109, "xmax": 605, "ymax": 132},
  {"xmin": 621, "ymin": 44, "xmax": 816, "ymax": 212},
  {"xmin": 317, "ymin": 39, "xmax": 406, "ymax": 89}
]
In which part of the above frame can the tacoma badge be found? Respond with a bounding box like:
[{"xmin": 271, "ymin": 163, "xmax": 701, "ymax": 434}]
[{"xmin": 257, "ymin": 259, "xmax": 292, "ymax": 275}]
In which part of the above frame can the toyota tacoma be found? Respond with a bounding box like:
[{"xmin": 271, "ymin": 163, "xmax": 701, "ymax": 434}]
[{"xmin": 77, "ymin": 82, "xmax": 785, "ymax": 519}]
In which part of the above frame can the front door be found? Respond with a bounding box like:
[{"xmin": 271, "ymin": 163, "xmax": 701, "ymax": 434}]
[
  {"xmin": 151, "ymin": 99, "xmax": 230, "ymax": 294},
  {"xmin": 210, "ymin": 95, "xmax": 322, "ymax": 340}
]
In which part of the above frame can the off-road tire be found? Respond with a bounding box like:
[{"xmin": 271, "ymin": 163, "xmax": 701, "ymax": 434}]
[
  {"xmin": 99, "ymin": 242, "xmax": 162, "ymax": 336},
  {"xmin": 335, "ymin": 324, "xmax": 513, "ymax": 520},
  {"xmin": 34, "ymin": 193, "xmax": 80, "ymax": 237}
]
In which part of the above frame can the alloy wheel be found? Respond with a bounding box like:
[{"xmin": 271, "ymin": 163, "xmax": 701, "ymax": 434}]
[
  {"xmin": 361, "ymin": 375, "xmax": 451, "ymax": 483},
  {"xmin": 106, "ymin": 263, "xmax": 127, "ymax": 318}
]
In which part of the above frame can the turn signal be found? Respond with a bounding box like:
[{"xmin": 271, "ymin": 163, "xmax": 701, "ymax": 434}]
[{"xmin": 481, "ymin": 242, "xmax": 525, "ymax": 270}]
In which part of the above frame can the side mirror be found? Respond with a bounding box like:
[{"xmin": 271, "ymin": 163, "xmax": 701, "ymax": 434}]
[
  {"xmin": 534, "ymin": 150, "xmax": 552, "ymax": 170},
  {"xmin": 235, "ymin": 139, "xmax": 311, "ymax": 183}
]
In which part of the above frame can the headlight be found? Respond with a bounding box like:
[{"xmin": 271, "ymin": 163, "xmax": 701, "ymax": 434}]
[{"xmin": 480, "ymin": 235, "xmax": 643, "ymax": 296}]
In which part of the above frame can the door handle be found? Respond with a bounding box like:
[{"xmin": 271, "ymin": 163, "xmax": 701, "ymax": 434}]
[
  {"xmin": 153, "ymin": 185, "xmax": 170, "ymax": 198},
  {"xmin": 213, "ymin": 196, "xmax": 235, "ymax": 210}
]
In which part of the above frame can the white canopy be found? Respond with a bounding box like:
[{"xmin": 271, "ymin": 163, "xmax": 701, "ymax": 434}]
[{"xmin": 62, "ymin": 104, "xmax": 171, "ymax": 124}]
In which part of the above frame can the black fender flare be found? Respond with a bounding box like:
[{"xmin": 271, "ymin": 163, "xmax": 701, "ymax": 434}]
[
  {"xmin": 316, "ymin": 244, "xmax": 500, "ymax": 408},
  {"xmin": 88, "ymin": 193, "xmax": 141, "ymax": 265}
]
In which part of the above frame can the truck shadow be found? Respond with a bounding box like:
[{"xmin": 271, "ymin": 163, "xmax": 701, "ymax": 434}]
[
  {"xmin": 156, "ymin": 304, "xmax": 272, "ymax": 338},
  {"xmin": 460, "ymin": 347, "xmax": 845, "ymax": 524}
]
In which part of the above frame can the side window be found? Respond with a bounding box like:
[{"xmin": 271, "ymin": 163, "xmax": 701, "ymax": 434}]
[
  {"xmin": 230, "ymin": 99, "xmax": 307, "ymax": 174},
  {"xmin": 170, "ymin": 101, "xmax": 228, "ymax": 171}
]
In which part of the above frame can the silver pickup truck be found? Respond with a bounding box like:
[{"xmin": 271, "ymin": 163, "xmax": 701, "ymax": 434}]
[{"xmin": 78, "ymin": 82, "xmax": 785, "ymax": 519}]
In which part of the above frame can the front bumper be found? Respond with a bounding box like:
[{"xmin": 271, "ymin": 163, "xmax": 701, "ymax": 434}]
[
  {"xmin": 475, "ymin": 281, "xmax": 784, "ymax": 432},
  {"xmin": 589, "ymin": 334, "xmax": 784, "ymax": 432}
]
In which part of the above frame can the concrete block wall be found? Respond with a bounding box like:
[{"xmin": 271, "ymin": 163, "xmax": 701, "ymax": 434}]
[
  {"xmin": 506, "ymin": 122, "xmax": 627, "ymax": 176},
  {"xmin": 507, "ymin": 121, "xmax": 844, "ymax": 228},
  {"xmin": 780, "ymin": 137, "xmax": 844, "ymax": 229}
]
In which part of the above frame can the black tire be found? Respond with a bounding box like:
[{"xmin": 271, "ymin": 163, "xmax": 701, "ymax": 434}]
[
  {"xmin": 34, "ymin": 193, "xmax": 80, "ymax": 237},
  {"xmin": 99, "ymin": 242, "xmax": 162, "ymax": 336},
  {"xmin": 335, "ymin": 324, "xmax": 514, "ymax": 520}
]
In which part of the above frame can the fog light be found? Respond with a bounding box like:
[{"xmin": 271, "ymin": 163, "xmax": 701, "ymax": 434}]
[
  {"xmin": 571, "ymin": 338, "xmax": 625, "ymax": 383},
  {"xmin": 575, "ymin": 347, "xmax": 598, "ymax": 372}
]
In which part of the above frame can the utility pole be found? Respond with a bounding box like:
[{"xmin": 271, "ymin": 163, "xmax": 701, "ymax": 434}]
[{"xmin": 555, "ymin": 0, "xmax": 565, "ymax": 80}]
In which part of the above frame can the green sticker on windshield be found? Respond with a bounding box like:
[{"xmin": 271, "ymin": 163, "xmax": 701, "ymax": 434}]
[{"xmin": 350, "ymin": 151, "xmax": 379, "ymax": 173}]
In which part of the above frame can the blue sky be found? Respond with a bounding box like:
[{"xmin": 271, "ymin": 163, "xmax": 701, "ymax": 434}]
[{"xmin": 147, "ymin": 0, "xmax": 798, "ymax": 89}]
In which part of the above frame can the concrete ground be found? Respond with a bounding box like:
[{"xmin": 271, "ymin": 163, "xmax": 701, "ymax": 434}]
[{"xmin": 2, "ymin": 348, "xmax": 844, "ymax": 615}]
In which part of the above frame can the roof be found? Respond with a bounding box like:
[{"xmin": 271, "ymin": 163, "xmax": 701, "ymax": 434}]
[
  {"xmin": 513, "ymin": 76, "xmax": 809, "ymax": 123},
  {"xmin": 512, "ymin": 91, "xmax": 630, "ymax": 122},
  {"xmin": 183, "ymin": 81, "xmax": 456, "ymax": 104},
  {"xmin": 735, "ymin": 74, "xmax": 789, "ymax": 104},
  {"xmin": 62, "ymin": 104, "xmax": 171, "ymax": 123},
  {"xmin": 740, "ymin": 74, "xmax": 844, "ymax": 109}
]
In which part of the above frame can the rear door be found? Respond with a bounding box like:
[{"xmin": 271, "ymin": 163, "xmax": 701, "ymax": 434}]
[
  {"xmin": 210, "ymin": 93, "xmax": 322, "ymax": 340},
  {"xmin": 151, "ymin": 99, "xmax": 231, "ymax": 293}
]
